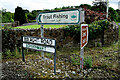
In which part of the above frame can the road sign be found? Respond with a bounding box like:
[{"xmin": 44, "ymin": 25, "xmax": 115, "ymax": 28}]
[
  {"xmin": 23, "ymin": 43, "xmax": 55, "ymax": 53},
  {"xmin": 81, "ymin": 24, "xmax": 88, "ymax": 49},
  {"xmin": 80, "ymin": 24, "xmax": 88, "ymax": 69},
  {"xmin": 23, "ymin": 36, "xmax": 55, "ymax": 46},
  {"xmin": 21, "ymin": 36, "xmax": 56, "ymax": 74},
  {"xmin": 37, "ymin": 9, "xmax": 81, "ymax": 25}
]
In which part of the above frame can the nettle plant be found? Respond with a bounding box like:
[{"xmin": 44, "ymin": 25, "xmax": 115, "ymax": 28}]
[{"xmin": 84, "ymin": 56, "xmax": 92, "ymax": 68}]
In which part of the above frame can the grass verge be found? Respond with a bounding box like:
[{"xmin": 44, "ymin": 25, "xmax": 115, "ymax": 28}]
[{"xmin": 13, "ymin": 25, "xmax": 66, "ymax": 29}]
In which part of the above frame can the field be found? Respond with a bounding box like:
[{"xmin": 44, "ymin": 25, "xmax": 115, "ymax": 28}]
[{"xmin": 13, "ymin": 25, "xmax": 66, "ymax": 29}]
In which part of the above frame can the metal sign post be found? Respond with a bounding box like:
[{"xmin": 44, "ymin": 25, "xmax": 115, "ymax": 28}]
[
  {"xmin": 118, "ymin": 23, "xmax": 120, "ymax": 54},
  {"xmin": 21, "ymin": 36, "xmax": 25, "ymax": 62},
  {"xmin": 54, "ymin": 40, "xmax": 56, "ymax": 75},
  {"xmin": 80, "ymin": 24, "xmax": 88, "ymax": 69},
  {"xmin": 80, "ymin": 48, "xmax": 84, "ymax": 69},
  {"xmin": 41, "ymin": 25, "xmax": 44, "ymax": 58}
]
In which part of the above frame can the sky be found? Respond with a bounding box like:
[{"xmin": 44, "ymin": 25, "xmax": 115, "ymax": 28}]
[{"xmin": 0, "ymin": 0, "xmax": 119, "ymax": 13}]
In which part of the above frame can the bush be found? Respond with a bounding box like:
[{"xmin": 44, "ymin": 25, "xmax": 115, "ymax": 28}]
[
  {"xmin": 63, "ymin": 20, "xmax": 110, "ymax": 41},
  {"xmin": 63, "ymin": 25, "xmax": 81, "ymax": 37},
  {"xmin": 63, "ymin": 25, "xmax": 81, "ymax": 42},
  {"xmin": 88, "ymin": 20, "xmax": 110, "ymax": 39}
]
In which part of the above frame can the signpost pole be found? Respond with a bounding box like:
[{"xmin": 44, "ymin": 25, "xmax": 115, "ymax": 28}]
[
  {"xmin": 80, "ymin": 48, "xmax": 84, "ymax": 69},
  {"xmin": 54, "ymin": 40, "xmax": 56, "ymax": 75},
  {"xmin": 118, "ymin": 23, "xmax": 120, "ymax": 54},
  {"xmin": 21, "ymin": 36, "xmax": 25, "ymax": 62},
  {"xmin": 41, "ymin": 25, "xmax": 44, "ymax": 59},
  {"xmin": 80, "ymin": 24, "xmax": 88, "ymax": 69}
]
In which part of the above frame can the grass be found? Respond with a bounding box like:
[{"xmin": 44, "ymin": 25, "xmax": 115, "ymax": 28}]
[
  {"xmin": 70, "ymin": 55, "xmax": 80, "ymax": 65},
  {"xmin": 84, "ymin": 56, "xmax": 93, "ymax": 68},
  {"xmin": 13, "ymin": 25, "xmax": 66, "ymax": 29},
  {"xmin": 2, "ymin": 47, "xmax": 21, "ymax": 59}
]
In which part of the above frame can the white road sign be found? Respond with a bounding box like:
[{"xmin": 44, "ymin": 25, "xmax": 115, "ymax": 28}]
[
  {"xmin": 37, "ymin": 9, "xmax": 80, "ymax": 24},
  {"xmin": 23, "ymin": 36, "xmax": 55, "ymax": 46},
  {"xmin": 23, "ymin": 43, "xmax": 55, "ymax": 53}
]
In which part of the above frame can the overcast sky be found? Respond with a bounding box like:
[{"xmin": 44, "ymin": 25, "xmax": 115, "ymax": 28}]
[{"xmin": 0, "ymin": 0, "xmax": 119, "ymax": 13}]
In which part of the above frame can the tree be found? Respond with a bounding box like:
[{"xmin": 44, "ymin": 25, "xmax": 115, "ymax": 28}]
[
  {"xmin": 108, "ymin": 7, "xmax": 117, "ymax": 21},
  {"xmin": 116, "ymin": 9, "xmax": 120, "ymax": 22},
  {"xmin": 80, "ymin": 4, "xmax": 92, "ymax": 9},
  {"xmin": 92, "ymin": 0, "xmax": 107, "ymax": 12},
  {"xmin": 0, "ymin": 10, "xmax": 2, "ymax": 23},
  {"xmin": 14, "ymin": 6, "xmax": 27, "ymax": 25},
  {"xmin": 2, "ymin": 8, "xmax": 14, "ymax": 23}
]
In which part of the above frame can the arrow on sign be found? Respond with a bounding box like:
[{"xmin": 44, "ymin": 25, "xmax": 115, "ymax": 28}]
[
  {"xmin": 39, "ymin": 15, "xmax": 42, "ymax": 22},
  {"xmin": 71, "ymin": 15, "xmax": 77, "ymax": 18}
]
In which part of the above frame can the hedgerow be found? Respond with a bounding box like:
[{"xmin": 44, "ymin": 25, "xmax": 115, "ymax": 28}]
[{"xmin": 63, "ymin": 20, "xmax": 110, "ymax": 40}]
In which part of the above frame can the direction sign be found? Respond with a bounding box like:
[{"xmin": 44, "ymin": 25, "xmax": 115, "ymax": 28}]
[
  {"xmin": 21, "ymin": 36, "xmax": 56, "ymax": 74},
  {"xmin": 37, "ymin": 9, "xmax": 80, "ymax": 25},
  {"xmin": 23, "ymin": 43, "xmax": 55, "ymax": 53},
  {"xmin": 81, "ymin": 24, "xmax": 88, "ymax": 49},
  {"xmin": 23, "ymin": 36, "xmax": 55, "ymax": 46}
]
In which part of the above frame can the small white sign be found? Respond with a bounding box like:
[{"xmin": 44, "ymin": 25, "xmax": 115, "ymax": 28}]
[
  {"xmin": 37, "ymin": 9, "xmax": 80, "ymax": 24},
  {"xmin": 23, "ymin": 36, "xmax": 55, "ymax": 46},
  {"xmin": 23, "ymin": 43, "xmax": 55, "ymax": 53}
]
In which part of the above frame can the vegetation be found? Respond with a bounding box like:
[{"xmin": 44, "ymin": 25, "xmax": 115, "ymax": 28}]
[
  {"xmin": 2, "ymin": 2, "xmax": 120, "ymax": 24},
  {"xmin": 2, "ymin": 9, "xmax": 14, "ymax": 23},
  {"xmin": 2, "ymin": 47, "xmax": 21, "ymax": 59},
  {"xmin": 92, "ymin": 0, "xmax": 107, "ymax": 12},
  {"xmin": 14, "ymin": 6, "xmax": 27, "ymax": 25},
  {"xmin": 84, "ymin": 56, "xmax": 92, "ymax": 68},
  {"xmin": 63, "ymin": 20, "xmax": 110, "ymax": 40},
  {"xmin": 88, "ymin": 20, "xmax": 110, "ymax": 39},
  {"xmin": 71, "ymin": 55, "xmax": 80, "ymax": 65},
  {"xmin": 13, "ymin": 25, "xmax": 65, "ymax": 29},
  {"xmin": 109, "ymin": 7, "xmax": 120, "ymax": 22}
]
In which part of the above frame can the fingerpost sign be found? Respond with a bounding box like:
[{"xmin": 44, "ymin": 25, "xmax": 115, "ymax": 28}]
[
  {"xmin": 80, "ymin": 24, "xmax": 88, "ymax": 69},
  {"xmin": 35, "ymin": 8, "xmax": 84, "ymax": 74},
  {"xmin": 37, "ymin": 9, "xmax": 81, "ymax": 25},
  {"xmin": 36, "ymin": 9, "xmax": 84, "ymax": 71}
]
